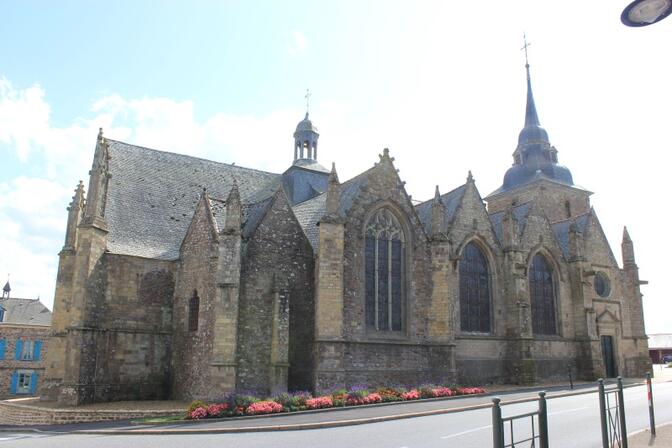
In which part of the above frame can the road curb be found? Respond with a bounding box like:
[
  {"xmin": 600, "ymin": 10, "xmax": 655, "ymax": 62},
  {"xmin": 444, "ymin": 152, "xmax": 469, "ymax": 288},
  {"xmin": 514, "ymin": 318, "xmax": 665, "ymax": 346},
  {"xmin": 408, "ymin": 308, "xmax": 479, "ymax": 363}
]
[
  {"xmin": 0, "ymin": 381, "xmax": 647, "ymax": 435},
  {"xmin": 61, "ymin": 384, "xmax": 646, "ymax": 435}
]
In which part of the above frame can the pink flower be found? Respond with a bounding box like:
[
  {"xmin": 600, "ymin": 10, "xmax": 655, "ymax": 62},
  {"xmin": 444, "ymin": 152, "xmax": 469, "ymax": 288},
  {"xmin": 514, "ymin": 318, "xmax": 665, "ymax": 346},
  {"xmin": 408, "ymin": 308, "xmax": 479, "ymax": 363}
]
[
  {"xmin": 456, "ymin": 387, "xmax": 486, "ymax": 395},
  {"xmin": 245, "ymin": 401, "xmax": 284, "ymax": 415},
  {"xmin": 306, "ymin": 396, "xmax": 334, "ymax": 409},
  {"xmin": 207, "ymin": 403, "xmax": 228, "ymax": 417},
  {"xmin": 432, "ymin": 387, "xmax": 454, "ymax": 397},
  {"xmin": 401, "ymin": 389, "xmax": 420, "ymax": 400},
  {"xmin": 189, "ymin": 407, "xmax": 208, "ymax": 419}
]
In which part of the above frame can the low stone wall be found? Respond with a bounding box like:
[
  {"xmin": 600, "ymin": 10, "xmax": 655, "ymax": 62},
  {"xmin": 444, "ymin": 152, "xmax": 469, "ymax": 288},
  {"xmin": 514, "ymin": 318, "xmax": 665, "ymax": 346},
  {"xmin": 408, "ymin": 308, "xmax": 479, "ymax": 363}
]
[{"xmin": 0, "ymin": 398, "xmax": 183, "ymax": 426}]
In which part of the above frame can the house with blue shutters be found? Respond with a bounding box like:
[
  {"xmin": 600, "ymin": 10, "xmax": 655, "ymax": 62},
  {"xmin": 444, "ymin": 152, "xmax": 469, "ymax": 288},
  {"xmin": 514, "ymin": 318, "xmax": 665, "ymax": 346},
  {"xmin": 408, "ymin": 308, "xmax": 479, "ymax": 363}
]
[{"xmin": 0, "ymin": 285, "xmax": 52, "ymax": 399}]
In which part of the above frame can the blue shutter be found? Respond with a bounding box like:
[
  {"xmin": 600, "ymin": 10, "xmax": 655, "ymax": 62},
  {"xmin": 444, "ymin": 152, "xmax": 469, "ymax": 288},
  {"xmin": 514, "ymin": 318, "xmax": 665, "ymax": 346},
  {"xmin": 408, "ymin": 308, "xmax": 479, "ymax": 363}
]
[
  {"xmin": 0, "ymin": 340, "xmax": 5, "ymax": 360},
  {"xmin": 10, "ymin": 372, "xmax": 18, "ymax": 394},
  {"xmin": 33, "ymin": 341, "xmax": 42, "ymax": 361},
  {"xmin": 29, "ymin": 373, "xmax": 38, "ymax": 394},
  {"xmin": 14, "ymin": 340, "xmax": 22, "ymax": 360}
]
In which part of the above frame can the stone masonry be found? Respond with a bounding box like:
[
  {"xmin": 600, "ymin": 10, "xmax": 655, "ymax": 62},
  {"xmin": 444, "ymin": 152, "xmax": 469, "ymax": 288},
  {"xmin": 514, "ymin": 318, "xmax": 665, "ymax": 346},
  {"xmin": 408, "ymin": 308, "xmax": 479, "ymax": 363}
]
[{"xmin": 42, "ymin": 65, "xmax": 650, "ymax": 404}]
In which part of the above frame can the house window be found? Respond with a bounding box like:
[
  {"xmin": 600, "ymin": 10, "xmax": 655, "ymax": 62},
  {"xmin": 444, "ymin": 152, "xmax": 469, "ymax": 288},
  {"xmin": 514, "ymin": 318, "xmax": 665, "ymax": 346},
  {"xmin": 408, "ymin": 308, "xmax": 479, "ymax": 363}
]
[
  {"xmin": 0, "ymin": 306, "xmax": 4, "ymax": 322},
  {"xmin": 188, "ymin": 290, "xmax": 199, "ymax": 332},
  {"xmin": 459, "ymin": 242, "xmax": 491, "ymax": 333},
  {"xmin": 17, "ymin": 370, "xmax": 32, "ymax": 394},
  {"xmin": 529, "ymin": 253, "xmax": 557, "ymax": 335},
  {"xmin": 21, "ymin": 340, "xmax": 34, "ymax": 360},
  {"xmin": 365, "ymin": 208, "xmax": 405, "ymax": 332},
  {"xmin": 11, "ymin": 369, "xmax": 36, "ymax": 395}
]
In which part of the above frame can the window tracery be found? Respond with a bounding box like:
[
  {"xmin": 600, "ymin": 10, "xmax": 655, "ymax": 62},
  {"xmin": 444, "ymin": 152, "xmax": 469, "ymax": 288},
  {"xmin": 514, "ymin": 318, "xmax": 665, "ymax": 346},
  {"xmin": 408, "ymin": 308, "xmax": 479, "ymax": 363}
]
[{"xmin": 365, "ymin": 208, "xmax": 405, "ymax": 332}]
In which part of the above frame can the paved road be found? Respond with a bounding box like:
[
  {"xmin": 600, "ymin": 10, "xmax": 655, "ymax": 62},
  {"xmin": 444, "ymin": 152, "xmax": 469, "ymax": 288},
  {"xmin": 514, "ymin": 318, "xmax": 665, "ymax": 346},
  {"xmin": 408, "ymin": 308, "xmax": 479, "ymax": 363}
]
[{"xmin": 2, "ymin": 382, "xmax": 671, "ymax": 447}]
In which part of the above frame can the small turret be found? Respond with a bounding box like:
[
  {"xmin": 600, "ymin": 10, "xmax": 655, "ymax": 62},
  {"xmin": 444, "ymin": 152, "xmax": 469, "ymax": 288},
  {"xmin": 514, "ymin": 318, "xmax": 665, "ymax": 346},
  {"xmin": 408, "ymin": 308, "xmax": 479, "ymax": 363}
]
[
  {"xmin": 293, "ymin": 90, "xmax": 320, "ymax": 161},
  {"xmin": 2, "ymin": 279, "xmax": 10, "ymax": 299},
  {"xmin": 622, "ymin": 226, "xmax": 636, "ymax": 268},
  {"xmin": 501, "ymin": 205, "xmax": 519, "ymax": 250},
  {"xmin": 224, "ymin": 181, "xmax": 242, "ymax": 234},
  {"xmin": 430, "ymin": 185, "xmax": 445, "ymax": 237},
  {"xmin": 63, "ymin": 181, "xmax": 86, "ymax": 251},
  {"xmin": 82, "ymin": 128, "xmax": 110, "ymax": 230},
  {"xmin": 325, "ymin": 162, "xmax": 341, "ymax": 217},
  {"xmin": 568, "ymin": 220, "xmax": 584, "ymax": 261}
]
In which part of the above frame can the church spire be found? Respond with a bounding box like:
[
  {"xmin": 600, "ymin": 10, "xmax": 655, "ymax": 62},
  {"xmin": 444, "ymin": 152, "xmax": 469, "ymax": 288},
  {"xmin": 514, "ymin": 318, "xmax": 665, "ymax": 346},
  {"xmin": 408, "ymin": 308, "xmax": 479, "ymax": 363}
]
[
  {"xmin": 517, "ymin": 35, "xmax": 548, "ymax": 147},
  {"xmin": 495, "ymin": 36, "xmax": 575, "ymax": 193},
  {"xmin": 523, "ymin": 36, "xmax": 541, "ymax": 129}
]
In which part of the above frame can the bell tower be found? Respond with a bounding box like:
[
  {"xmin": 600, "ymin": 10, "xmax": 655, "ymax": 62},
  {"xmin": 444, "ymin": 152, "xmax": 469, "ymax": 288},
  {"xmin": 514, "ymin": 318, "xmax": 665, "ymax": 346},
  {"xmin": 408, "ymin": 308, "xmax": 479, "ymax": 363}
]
[{"xmin": 293, "ymin": 89, "xmax": 320, "ymax": 161}]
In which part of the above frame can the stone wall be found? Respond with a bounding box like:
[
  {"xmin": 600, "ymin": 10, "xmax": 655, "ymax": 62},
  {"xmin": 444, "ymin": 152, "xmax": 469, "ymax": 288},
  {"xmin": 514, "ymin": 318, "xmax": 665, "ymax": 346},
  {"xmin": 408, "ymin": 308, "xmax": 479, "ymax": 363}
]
[
  {"xmin": 81, "ymin": 254, "xmax": 175, "ymax": 402},
  {"xmin": 0, "ymin": 398, "xmax": 183, "ymax": 425},
  {"xmin": 171, "ymin": 197, "xmax": 220, "ymax": 400},
  {"xmin": 0, "ymin": 325, "xmax": 50, "ymax": 400},
  {"xmin": 237, "ymin": 191, "xmax": 315, "ymax": 395}
]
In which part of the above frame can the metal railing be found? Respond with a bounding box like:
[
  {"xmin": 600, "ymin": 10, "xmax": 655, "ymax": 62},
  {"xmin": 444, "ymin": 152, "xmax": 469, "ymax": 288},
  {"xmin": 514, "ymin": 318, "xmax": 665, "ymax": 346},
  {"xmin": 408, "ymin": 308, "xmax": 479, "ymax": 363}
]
[
  {"xmin": 598, "ymin": 377, "xmax": 627, "ymax": 448},
  {"xmin": 492, "ymin": 392, "xmax": 549, "ymax": 448}
]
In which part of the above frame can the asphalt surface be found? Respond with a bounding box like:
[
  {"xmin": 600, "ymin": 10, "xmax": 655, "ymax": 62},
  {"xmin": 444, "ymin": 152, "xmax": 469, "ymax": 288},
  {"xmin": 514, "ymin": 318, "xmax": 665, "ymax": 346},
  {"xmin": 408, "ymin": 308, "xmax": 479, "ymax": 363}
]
[{"xmin": 1, "ymin": 381, "xmax": 671, "ymax": 447}]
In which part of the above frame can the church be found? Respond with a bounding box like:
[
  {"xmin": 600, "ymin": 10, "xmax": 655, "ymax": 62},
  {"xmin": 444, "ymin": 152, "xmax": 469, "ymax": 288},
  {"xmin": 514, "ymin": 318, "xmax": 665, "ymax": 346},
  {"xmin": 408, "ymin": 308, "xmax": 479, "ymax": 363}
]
[{"xmin": 41, "ymin": 62, "xmax": 650, "ymax": 405}]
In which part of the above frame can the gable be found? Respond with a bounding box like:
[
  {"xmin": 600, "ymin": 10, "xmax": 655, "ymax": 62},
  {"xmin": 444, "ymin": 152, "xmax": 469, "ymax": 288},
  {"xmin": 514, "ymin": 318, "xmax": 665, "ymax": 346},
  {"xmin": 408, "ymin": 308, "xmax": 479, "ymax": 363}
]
[{"xmin": 415, "ymin": 185, "xmax": 466, "ymax": 234}]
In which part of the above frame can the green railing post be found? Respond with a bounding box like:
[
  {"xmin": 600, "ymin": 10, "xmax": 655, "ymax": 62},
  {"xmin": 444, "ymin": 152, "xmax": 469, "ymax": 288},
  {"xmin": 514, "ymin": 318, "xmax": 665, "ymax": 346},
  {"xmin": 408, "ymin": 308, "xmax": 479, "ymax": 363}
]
[
  {"xmin": 617, "ymin": 377, "xmax": 628, "ymax": 448},
  {"xmin": 598, "ymin": 378, "xmax": 609, "ymax": 448},
  {"xmin": 647, "ymin": 372, "xmax": 656, "ymax": 437},
  {"xmin": 492, "ymin": 397, "xmax": 504, "ymax": 448},
  {"xmin": 538, "ymin": 391, "xmax": 549, "ymax": 448}
]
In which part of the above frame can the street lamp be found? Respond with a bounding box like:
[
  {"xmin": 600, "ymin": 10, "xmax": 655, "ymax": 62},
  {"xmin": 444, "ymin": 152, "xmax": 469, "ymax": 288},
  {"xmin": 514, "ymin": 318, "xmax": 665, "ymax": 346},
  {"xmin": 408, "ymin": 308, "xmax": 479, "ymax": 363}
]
[{"xmin": 622, "ymin": 0, "xmax": 672, "ymax": 26}]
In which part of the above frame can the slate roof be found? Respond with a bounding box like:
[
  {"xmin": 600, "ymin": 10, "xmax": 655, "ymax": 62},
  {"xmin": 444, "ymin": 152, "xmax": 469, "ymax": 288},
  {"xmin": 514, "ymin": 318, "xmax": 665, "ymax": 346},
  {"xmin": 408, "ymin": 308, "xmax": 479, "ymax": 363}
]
[
  {"xmin": 551, "ymin": 212, "xmax": 591, "ymax": 258},
  {"xmin": 489, "ymin": 202, "xmax": 532, "ymax": 244},
  {"xmin": 0, "ymin": 298, "xmax": 52, "ymax": 326},
  {"xmin": 290, "ymin": 159, "xmax": 330, "ymax": 173},
  {"xmin": 414, "ymin": 185, "xmax": 467, "ymax": 234},
  {"xmin": 292, "ymin": 193, "xmax": 326, "ymax": 250},
  {"xmin": 291, "ymin": 167, "xmax": 375, "ymax": 251},
  {"xmin": 648, "ymin": 334, "xmax": 672, "ymax": 349},
  {"xmin": 282, "ymin": 165, "xmax": 329, "ymax": 205},
  {"xmin": 105, "ymin": 140, "xmax": 281, "ymax": 260},
  {"xmin": 210, "ymin": 195, "xmax": 276, "ymax": 239}
]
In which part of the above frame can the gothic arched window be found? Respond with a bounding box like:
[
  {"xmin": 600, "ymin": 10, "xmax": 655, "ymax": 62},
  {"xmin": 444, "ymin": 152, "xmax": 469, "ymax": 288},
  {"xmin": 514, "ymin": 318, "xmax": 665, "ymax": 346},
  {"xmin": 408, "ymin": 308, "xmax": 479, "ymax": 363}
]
[
  {"xmin": 459, "ymin": 242, "xmax": 491, "ymax": 333},
  {"xmin": 365, "ymin": 208, "xmax": 405, "ymax": 332},
  {"xmin": 529, "ymin": 254, "xmax": 557, "ymax": 335},
  {"xmin": 188, "ymin": 290, "xmax": 200, "ymax": 332}
]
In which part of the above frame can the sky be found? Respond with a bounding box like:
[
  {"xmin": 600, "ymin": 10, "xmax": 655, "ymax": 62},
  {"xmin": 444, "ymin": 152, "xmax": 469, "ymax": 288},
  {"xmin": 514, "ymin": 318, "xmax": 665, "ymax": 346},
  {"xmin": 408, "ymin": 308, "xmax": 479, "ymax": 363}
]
[{"xmin": 0, "ymin": 1, "xmax": 670, "ymax": 333}]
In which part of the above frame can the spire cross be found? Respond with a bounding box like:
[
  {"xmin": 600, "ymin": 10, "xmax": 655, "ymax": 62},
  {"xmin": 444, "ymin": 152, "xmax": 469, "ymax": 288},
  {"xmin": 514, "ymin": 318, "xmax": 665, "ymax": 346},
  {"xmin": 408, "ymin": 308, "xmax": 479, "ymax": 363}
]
[
  {"xmin": 305, "ymin": 89, "xmax": 312, "ymax": 114},
  {"xmin": 521, "ymin": 34, "xmax": 531, "ymax": 68}
]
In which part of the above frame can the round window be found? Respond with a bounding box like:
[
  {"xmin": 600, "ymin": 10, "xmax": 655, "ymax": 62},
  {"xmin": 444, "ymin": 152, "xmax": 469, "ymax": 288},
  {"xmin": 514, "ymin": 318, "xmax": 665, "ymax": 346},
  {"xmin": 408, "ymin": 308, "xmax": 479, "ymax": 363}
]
[{"xmin": 594, "ymin": 272, "xmax": 611, "ymax": 298}]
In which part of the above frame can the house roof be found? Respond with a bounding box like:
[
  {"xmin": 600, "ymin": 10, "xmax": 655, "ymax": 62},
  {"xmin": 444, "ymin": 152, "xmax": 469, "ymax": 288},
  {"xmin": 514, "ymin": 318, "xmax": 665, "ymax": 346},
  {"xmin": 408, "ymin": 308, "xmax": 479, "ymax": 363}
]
[
  {"xmin": 648, "ymin": 334, "xmax": 672, "ymax": 350},
  {"xmin": 104, "ymin": 139, "xmax": 281, "ymax": 260},
  {"xmin": 0, "ymin": 298, "xmax": 52, "ymax": 326}
]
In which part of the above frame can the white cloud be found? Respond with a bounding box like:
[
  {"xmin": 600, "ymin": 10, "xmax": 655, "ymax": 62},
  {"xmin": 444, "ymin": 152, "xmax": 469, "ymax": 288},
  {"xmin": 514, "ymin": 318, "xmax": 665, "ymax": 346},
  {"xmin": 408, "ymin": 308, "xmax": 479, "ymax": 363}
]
[{"xmin": 288, "ymin": 31, "xmax": 307, "ymax": 56}]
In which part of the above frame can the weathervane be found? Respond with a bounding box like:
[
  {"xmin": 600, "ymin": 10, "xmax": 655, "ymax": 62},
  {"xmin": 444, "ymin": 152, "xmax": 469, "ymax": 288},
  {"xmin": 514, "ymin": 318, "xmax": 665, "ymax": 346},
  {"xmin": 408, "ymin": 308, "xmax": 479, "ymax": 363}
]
[{"xmin": 305, "ymin": 88, "xmax": 312, "ymax": 114}]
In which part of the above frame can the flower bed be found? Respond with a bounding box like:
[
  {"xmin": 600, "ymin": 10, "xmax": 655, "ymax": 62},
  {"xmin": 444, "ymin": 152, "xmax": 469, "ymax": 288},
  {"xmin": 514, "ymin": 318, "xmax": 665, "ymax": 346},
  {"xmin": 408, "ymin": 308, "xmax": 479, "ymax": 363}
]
[{"xmin": 184, "ymin": 384, "xmax": 486, "ymax": 420}]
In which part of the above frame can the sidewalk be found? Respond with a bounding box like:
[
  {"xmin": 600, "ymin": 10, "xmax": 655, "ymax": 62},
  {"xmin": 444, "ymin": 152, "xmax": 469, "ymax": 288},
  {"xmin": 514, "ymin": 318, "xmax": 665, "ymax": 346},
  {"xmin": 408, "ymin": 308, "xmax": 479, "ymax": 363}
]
[{"xmin": 629, "ymin": 423, "xmax": 672, "ymax": 448}]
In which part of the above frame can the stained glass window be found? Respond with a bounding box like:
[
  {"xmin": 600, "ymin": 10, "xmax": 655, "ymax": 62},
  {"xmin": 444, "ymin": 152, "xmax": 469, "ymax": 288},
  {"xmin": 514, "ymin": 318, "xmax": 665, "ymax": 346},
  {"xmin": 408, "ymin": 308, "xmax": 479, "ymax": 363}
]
[
  {"xmin": 365, "ymin": 209, "xmax": 405, "ymax": 332},
  {"xmin": 529, "ymin": 254, "xmax": 557, "ymax": 335},
  {"xmin": 459, "ymin": 242, "xmax": 491, "ymax": 333}
]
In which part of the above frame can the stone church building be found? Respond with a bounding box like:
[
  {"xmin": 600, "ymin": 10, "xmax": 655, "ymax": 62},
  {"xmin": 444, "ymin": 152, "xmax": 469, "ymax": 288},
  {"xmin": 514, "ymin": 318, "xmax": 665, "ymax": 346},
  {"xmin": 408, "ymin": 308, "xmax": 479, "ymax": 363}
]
[{"xmin": 42, "ymin": 65, "xmax": 650, "ymax": 405}]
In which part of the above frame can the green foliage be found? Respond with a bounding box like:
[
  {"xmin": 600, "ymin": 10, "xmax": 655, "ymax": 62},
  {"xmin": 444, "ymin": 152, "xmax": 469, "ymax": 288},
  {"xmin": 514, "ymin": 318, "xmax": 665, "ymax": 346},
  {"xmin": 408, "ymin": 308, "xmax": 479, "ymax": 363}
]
[
  {"xmin": 187, "ymin": 400, "xmax": 207, "ymax": 414},
  {"xmin": 234, "ymin": 394, "xmax": 260, "ymax": 408}
]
